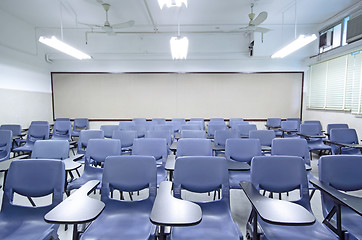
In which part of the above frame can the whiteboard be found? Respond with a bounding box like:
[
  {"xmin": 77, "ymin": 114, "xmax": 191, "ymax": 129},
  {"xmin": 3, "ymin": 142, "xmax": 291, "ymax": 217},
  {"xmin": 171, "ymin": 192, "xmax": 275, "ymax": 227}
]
[{"xmin": 52, "ymin": 72, "xmax": 303, "ymax": 120}]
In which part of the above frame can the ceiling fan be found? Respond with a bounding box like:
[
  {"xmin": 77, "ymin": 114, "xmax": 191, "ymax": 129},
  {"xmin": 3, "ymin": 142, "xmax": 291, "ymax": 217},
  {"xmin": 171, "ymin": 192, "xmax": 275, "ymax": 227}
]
[
  {"xmin": 239, "ymin": 3, "xmax": 270, "ymax": 34},
  {"xmin": 79, "ymin": 2, "xmax": 135, "ymax": 35}
]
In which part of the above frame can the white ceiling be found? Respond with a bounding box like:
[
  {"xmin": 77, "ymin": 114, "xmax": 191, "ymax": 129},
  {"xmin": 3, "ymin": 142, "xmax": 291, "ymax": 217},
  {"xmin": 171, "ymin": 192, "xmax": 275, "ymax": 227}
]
[{"xmin": 0, "ymin": 0, "xmax": 360, "ymax": 64}]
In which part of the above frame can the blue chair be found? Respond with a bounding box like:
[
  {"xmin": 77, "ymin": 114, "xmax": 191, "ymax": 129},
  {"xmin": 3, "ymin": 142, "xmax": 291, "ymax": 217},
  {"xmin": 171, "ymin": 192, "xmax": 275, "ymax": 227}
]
[
  {"xmin": 304, "ymin": 120, "xmax": 322, "ymax": 132},
  {"xmin": 171, "ymin": 118, "xmax": 186, "ymax": 133},
  {"xmin": 112, "ymin": 130, "xmax": 137, "ymax": 154},
  {"xmin": 0, "ymin": 124, "xmax": 22, "ymax": 148},
  {"xmin": 207, "ymin": 122, "xmax": 227, "ymax": 138},
  {"xmin": 299, "ymin": 123, "xmax": 331, "ymax": 158},
  {"xmin": 176, "ymin": 138, "xmax": 212, "ymax": 157},
  {"xmin": 188, "ymin": 119, "xmax": 205, "ymax": 130},
  {"xmin": 132, "ymin": 118, "xmax": 147, "ymax": 125},
  {"xmin": 67, "ymin": 139, "xmax": 121, "ymax": 193},
  {"xmin": 319, "ymin": 155, "xmax": 362, "ymax": 240},
  {"xmin": 56, "ymin": 118, "xmax": 70, "ymax": 121},
  {"xmin": 266, "ymin": 118, "xmax": 282, "ymax": 137},
  {"xmin": 180, "ymin": 130, "xmax": 207, "ymax": 139},
  {"xmin": 330, "ymin": 128, "xmax": 361, "ymax": 155},
  {"xmin": 51, "ymin": 120, "xmax": 72, "ymax": 140},
  {"xmin": 118, "ymin": 121, "xmax": 136, "ymax": 131},
  {"xmin": 13, "ymin": 124, "xmax": 49, "ymax": 154},
  {"xmin": 132, "ymin": 138, "xmax": 168, "ymax": 185},
  {"xmin": 79, "ymin": 155, "xmax": 157, "ymax": 240},
  {"xmin": 245, "ymin": 156, "xmax": 337, "ymax": 240},
  {"xmin": 271, "ymin": 138, "xmax": 317, "ymax": 197},
  {"xmin": 287, "ymin": 118, "xmax": 301, "ymax": 127},
  {"xmin": 280, "ymin": 120, "xmax": 299, "ymax": 137},
  {"xmin": 237, "ymin": 124, "xmax": 257, "ymax": 138},
  {"xmin": 181, "ymin": 124, "xmax": 202, "ymax": 131},
  {"xmin": 31, "ymin": 121, "xmax": 49, "ymax": 125},
  {"xmin": 229, "ymin": 118, "xmax": 244, "ymax": 130},
  {"xmin": 213, "ymin": 129, "xmax": 239, "ymax": 148},
  {"xmin": 249, "ymin": 130, "xmax": 275, "ymax": 154},
  {"xmin": 77, "ymin": 130, "xmax": 104, "ymax": 155},
  {"xmin": 146, "ymin": 130, "xmax": 173, "ymax": 148},
  {"xmin": 209, "ymin": 118, "xmax": 225, "ymax": 124},
  {"xmin": 225, "ymin": 138, "xmax": 261, "ymax": 188},
  {"xmin": 0, "ymin": 159, "xmax": 65, "ymax": 240},
  {"xmin": 71, "ymin": 118, "xmax": 89, "ymax": 137},
  {"xmin": 0, "ymin": 130, "xmax": 13, "ymax": 161},
  {"xmin": 31, "ymin": 140, "xmax": 69, "ymax": 160},
  {"xmin": 171, "ymin": 156, "xmax": 243, "ymax": 240},
  {"xmin": 100, "ymin": 125, "xmax": 119, "ymax": 138},
  {"xmin": 152, "ymin": 118, "xmax": 166, "ymax": 125},
  {"xmin": 326, "ymin": 123, "xmax": 348, "ymax": 139}
]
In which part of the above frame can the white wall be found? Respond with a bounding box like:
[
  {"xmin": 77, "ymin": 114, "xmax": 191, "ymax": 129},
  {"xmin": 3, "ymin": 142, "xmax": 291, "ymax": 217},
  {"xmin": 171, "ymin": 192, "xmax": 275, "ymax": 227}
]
[{"xmin": 0, "ymin": 9, "xmax": 52, "ymax": 128}]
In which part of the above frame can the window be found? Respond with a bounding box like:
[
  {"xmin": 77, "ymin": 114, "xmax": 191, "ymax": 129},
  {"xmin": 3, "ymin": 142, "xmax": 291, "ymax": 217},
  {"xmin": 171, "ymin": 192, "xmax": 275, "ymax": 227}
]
[
  {"xmin": 308, "ymin": 50, "xmax": 362, "ymax": 114},
  {"xmin": 319, "ymin": 16, "xmax": 350, "ymax": 54}
]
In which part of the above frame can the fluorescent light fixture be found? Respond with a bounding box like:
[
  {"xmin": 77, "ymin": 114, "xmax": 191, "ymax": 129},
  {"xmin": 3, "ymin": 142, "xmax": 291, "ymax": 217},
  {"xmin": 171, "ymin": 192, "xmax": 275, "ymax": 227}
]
[
  {"xmin": 170, "ymin": 36, "xmax": 189, "ymax": 60},
  {"xmin": 271, "ymin": 34, "xmax": 317, "ymax": 58},
  {"xmin": 158, "ymin": 0, "xmax": 187, "ymax": 9},
  {"xmin": 39, "ymin": 36, "xmax": 91, "ymax": 60}
]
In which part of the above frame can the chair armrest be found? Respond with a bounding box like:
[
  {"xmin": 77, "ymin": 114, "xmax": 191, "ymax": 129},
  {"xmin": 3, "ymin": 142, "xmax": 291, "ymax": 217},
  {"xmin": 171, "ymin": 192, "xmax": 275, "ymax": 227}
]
[
  {"xmin": 239, "ymin": 181, "xmax": 315, "ymax": 225},
  {"xmin": 45, "ymin": 180, "xmax": 105, "ymax": 224},
  {"xmin": 309, "ymin": 179, "xmax": 362, "ymax": 216},
  {"xmin": 150, "ymin": 181, "xmax": 202, "ymax": 226}
]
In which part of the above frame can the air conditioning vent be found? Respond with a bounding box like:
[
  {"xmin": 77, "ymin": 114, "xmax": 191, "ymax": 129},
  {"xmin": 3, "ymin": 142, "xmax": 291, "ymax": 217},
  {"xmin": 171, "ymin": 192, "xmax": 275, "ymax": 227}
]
[{"xmin": 347, "ymin": 14, "xmax": 362, "ymax": 43}]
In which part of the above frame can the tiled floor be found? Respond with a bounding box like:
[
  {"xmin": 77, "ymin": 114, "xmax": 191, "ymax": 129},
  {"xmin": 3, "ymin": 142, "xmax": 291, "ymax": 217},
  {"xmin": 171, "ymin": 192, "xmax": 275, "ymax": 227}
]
[{"xmin": 0, "ymin": 153, "xmax": 336, "ymax": 240}]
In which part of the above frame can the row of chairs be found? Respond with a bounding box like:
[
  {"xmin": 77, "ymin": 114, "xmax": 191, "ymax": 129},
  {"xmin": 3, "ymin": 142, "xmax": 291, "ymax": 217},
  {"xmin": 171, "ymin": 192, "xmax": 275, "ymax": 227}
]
[{"xmin": 1, "ymin": 153, "xmax": 361, "ymax": 239}]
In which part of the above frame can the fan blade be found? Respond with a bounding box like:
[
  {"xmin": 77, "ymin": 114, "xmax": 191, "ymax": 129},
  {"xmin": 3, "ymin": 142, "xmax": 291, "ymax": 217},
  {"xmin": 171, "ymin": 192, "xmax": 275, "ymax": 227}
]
[
  {"xmin": 250, "ymin": 11, "xmax": 267, "ymax": 26},
  {"xmin": 78, "ymin": 22, "xmax": 103, "ymax": 28},
  {"xmin": 112, "ymin": 20, "xmax": 135, "ymax": 29},
  {"xmin": 254, "ymin": 27, "xmax": 270, "ymax": 33}
]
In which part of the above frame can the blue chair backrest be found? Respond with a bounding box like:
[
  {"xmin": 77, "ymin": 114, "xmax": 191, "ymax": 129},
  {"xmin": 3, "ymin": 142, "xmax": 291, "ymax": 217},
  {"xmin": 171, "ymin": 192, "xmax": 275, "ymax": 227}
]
[
  {"xmin": 300, "ymin": 123, "xmax": 322, "ymax": 135},
  {"xmin": 172, "ymin": 118, "xmax": 186, "ymax": 124},
  {"xmin": 304, "ymin": 120, "xmax": 322, "ymax": 132},
  {"xmin": 326, "ymin": 123, "xmax": 348, "ymax": 136},
  {"xmin": 151, "ymin": 118, "xmax": 166, "ymax": 125},
  {"xmin": 214, "ymin": 129, "xmax": 239, "ymax": 146},
  {"xmin": 266, "ymin": 118, "xmax": 281, "ymax": 128},
  {"xmin": 0, "ymin": 130, "xmax": 13, "ymax": 161},
  {"xmin": 225, "ymin": 138, "xmax": 261, "ymax": 163},
  {"xmin": 100, "ymin": 125, "xmax": 119, "ymax": 138},
  {"xmin": 119, "ymin": 121, "xmax": 136, "ymax": 131},
  {"xmin": 251, "ymin": 156, "xmax": 310, "ymax": 210},
  {"xmin": 132, "ymin": 118, "xmax": 147, "ymax": 125},
  {"xmin": 176, "ymin": 138, "xmax": 212, "ymax": 157},
  {"xmin": 31, "ymin": 121, "xmax": 49, "ymax": 125},
  {"xmin": 209, "ymin": 118, "xmax": 225, "ymax": 124},
  {"xmin": 237, "ymin": 124, "xmax": 257, "ymax": 137},
  {"xmin": 181, "ymin": 124, "xmax": 202, "ymax": 131},
  {"xmin": 27, "ymin": 124, "xmax": 50, "ymax": 143},
  {"xmin": 229, "ymin": 118, "xmax": 244, "ymax": 129},
  {"xmin": 319, "ymin": 155, "xmax": 362, "ymax": 215},
  {"xmin": 56, "ymin": 118, "xmax": 70, "ymax": 121},
  {"xmin": 281, "ymin": 120, "xmax": 299, "ymax": 131},
  {"xmin": 52, "ymin": 120, "xmax": 72, "ymax": 140},
  {"xmin": 112, "ymin": 130, "xmax": 137, "ymax": 148},
  {"xmin": 173, "ymin": 156, "xmax": 230, "ymax": 203},
  {"xmin": 102, "ymin": 155, "xmax": 157, "ymax": 202},
  {"xmin": 151, "ymin": 124, "xmax": 174, "ymax": 133},
  {"xmin": 287, "ymin": 118, "xmax": 301, "ymax": 125},
  {"xmin": 78, "ymin": 130, "xmax": 104, "ymax": 154},
  {"xmin": 249, "ymin": 130, "xmax": 276, "ymax": 146},
  {"xmin": 132, "ymin": 138, "xmax": 168, "ymax": 164},
  {"xmin": 207, "ymin": 123, "xmax": 227, "ymax": 137},
  {"xmin": 31, "ymin": 140, "xmax": 69, "ymax": 160},
  {"xmin": 145, "ymin": 130, "xmax": 173, "ymax": 147},
  {"xmin": 3, "ymin": 159, "xmax": 64, "ymax": 206},
  {"xmin": 0, "ymin": 124, "xmax": 21, "ymax": 136},
  {"xmin": 271, "ymin": 138, "xmax": 310, "ymax": 165},
  {"xmin": 180, "ymin": 130, "xmax": 206, "ymax": 138},
  {"xmin": 73, "ymin": 118, "xmax": 89, "ymax": 130},
  {"xmin": 86, "ymin": 139, "xmax": 121, "ymax": 164},
  {"xmin": 330, "ymin": 128, "xmax": 358, "ymax": 144}
]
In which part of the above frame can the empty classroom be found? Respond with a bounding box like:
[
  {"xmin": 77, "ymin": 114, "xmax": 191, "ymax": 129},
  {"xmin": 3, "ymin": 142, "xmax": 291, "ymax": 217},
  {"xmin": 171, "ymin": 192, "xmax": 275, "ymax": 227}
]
[{"xmin": 0, "ymin": 0, "xmax": 362, "ymax": 240}]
